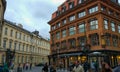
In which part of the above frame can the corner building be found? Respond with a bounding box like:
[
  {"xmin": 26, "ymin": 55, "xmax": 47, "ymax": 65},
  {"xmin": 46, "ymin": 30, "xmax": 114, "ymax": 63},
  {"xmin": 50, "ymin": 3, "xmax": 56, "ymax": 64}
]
[
  {"xmin": 0, "ymin": 20, "xmax": 50, "ymax": 67},
  {"xmin": 48, "ymin": 0, "xmax": 120, "ymax": 68}
]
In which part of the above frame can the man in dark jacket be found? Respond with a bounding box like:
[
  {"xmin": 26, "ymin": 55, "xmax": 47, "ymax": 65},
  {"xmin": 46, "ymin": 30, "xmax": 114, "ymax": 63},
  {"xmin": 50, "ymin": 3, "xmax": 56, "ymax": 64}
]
[
  {"xmin": 113, "ymin": 59, "xmax": 120, "ymax": 72},
  {"xmin": 83, "ymin": 60, "xmax": 90, "ymax": 72},
  {"xmin": 42, "ymin": 63, "xmax": 48, "ymax": 72}
]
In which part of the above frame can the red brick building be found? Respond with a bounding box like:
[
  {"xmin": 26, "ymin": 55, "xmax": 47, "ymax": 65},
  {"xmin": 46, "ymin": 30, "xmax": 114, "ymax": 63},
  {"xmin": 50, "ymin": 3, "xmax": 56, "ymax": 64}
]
[{"xmin": 48, "ymin": 0, "xmax": 120, "ymax": 68}]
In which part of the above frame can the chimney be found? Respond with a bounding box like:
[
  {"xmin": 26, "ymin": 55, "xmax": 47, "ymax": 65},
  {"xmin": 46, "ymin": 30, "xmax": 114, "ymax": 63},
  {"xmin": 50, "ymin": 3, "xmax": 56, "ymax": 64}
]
[{"xmin": 18, "ymin": 24, "xmax": 23, "ymax": 28}]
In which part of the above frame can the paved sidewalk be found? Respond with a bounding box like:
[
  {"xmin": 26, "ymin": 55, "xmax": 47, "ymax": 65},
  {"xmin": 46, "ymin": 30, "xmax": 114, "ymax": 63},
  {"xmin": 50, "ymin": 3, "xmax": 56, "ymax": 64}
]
[{"xmin": 13, "ymin": 67, "xmax": 70, "ymax": 72}]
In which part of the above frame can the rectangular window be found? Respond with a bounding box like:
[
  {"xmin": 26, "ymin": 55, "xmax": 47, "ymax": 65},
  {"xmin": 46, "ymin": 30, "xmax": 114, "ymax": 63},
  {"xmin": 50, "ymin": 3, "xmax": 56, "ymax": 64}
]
[
  {"xmin": 23, "ymin": 35, "xmax": 25, "ymax": 41},
  {"xmin": 108, "ymin": 10, "xmax": 113, "ymax": 15},
  {"xmin": 23, "ymin": 45, "xmax": 24, "ymax": 51},
  {"xmin": 19, "ymin": 33, "xmax": 21, "ymax": 39},
  {"xmin": 69, "ymin": 39, "xmax": 76, "ymax": 48},
  {"xmin": 62, "ymin": 30, "xmax": 66, "ymax": 37},
  {"xmin": 56, "ymin": 22, "xmax": 60, "ymax": 28},
  {"xmin": 15, "ymin": 32, "xmax": 17, "ymax": 38},
  {"xmin": 78, "ymin": 36, "xmax": 86, "ymax": 46},
  {"xmin": 111, "ymin": 22, "xmax": 115, "ymax": 32},
  {"xmin": 19, "ymin": 43, "xmax": 21, "ymax": 51},
  {"xmin": 89, "ymin": 6, "xmax": 98, "ymax": 14},
  {"xmin": 4, "ymin": 28, "xmax": 8, "ymax": 35},
  {"xmin": 104, "ymin": 19, "xmax": 108, "ymax": 29},
  {"xmin": 112, "ymin": 36, "xmax": 118, "ymax": 47},
  {"xmin": 105, "ymin": 37, "xmax": 110, "ymax": 46},
  {"xmin": 10, "ymin": 30, "xmax": 13, "ymax": 37},
  {"xmin": 3, "ymin": 40, "xmax": 6, "ymax": 48},
  {"xmin": 115, "ymin": 13, "xmax": 119, "ymax": 18},
  {"xmin": 61, "ymin": 41, "xmax": 66, "ymax": 49},
  {"xmin": 69, "ymin": 26, "xmax": 76, "ymax": 35},
  {"xmin": 101, "ymin": 6, "xmax": 106, "ymax": 12},
  {"xmin": 118, "ymin": 25, "xmax": 120, "ymax": 33},
  {"xmin": 69, "ymin": 15, "xmax": 75, "ymax": 22},
  {"xmin": 14, "ymin": 42, "xmax": 17, "ymax": 50},
  {"xmin": 62, "ymin": 19, "xmax": 66, "ymax": 25},
  {"xmin": 51, "ymin": 25, "xmax": 55, "ymax": 30},
  {"xmin": 90, "ymin": 34, "xmax": 99, "ymax": 46},
  {"xmin": 78, "ymin": 23, "xmax": 85, "ymax": 33},
  {"xmin": 9, "ymin": 41, "xmax": 12, "ymax": 49},
  {"xmin": 90, "ymin": 19, "xmax": 98, "ymax": 30},
  {"xmin": 78, "ymin": 11, "xmax": 86, "ymax": 18},
  {"xmin": 56, "ymin": 32, "xmax": 60, "ymax": 39}
]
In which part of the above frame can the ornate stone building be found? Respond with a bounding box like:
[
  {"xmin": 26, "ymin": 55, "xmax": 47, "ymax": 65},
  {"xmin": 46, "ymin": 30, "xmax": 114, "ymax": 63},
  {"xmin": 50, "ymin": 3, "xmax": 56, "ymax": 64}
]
[
  {"xmin": 0, "ymin": 20, "xmax": 50, "ymax": 66},
  {"xmin": 48, "ymin": 0, "xmax": 120, "ymax": 68},
  {"xmin": 0, "ymin": 0, "xmax": 6, "ymax": 48},
  {"xmin": 0, "ymin": 0, "xmax": 50, "ymax": 67}
]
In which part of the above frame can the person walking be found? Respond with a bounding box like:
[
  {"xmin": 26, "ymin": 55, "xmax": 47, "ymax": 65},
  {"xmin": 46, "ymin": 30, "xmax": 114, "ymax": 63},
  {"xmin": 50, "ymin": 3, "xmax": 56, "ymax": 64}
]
[
  {"xmin": 113, "ymin": 59, "xmax": 120, "ymax": 72},
  {"xmin": 50, "ymin": 64, "xmax": 56, "ymax": 72},
  {"xmin": 83, "ymin": 60, "xmax": 90, "ymax": 72},
  {"xmin": 30, "ymin": 63, "xmax": 32, "ymax": 70},
  {"xmin": 91, "ymin": 60, "xmax": 95, "ymax": 72},
  {"xmin": 72, "ymin": 61, "xmax": 84, "ymax": 72},
  {"xmin": 17, "ymin": 64, "xmax": 22, "ymax": 72},
  {"xmin": 3, "ymin": 63, "xmax": 9, "ymax": 72},
  {"xmin": 94, "ymin": 60, "xmax": 99, "ymax": 72},
  {"xmin": 42, "ymin": 63, "xmax": 48, "ymax": 72}
]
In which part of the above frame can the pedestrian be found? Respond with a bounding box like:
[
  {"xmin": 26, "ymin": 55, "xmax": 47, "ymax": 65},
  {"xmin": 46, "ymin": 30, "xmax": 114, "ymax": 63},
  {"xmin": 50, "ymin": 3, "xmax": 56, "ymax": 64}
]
[
  {"xmin": 23, "ymin": 63, "xmax": 25, "ymax": 70},
  {"xmin": 83, "ymin": 60, "xmax": 90, "ymax": 72},
  {"xmin": 94, "ymin": 60, "xmax": 99, "ymax": 72},
  {"xmin": 3, "ymin": 62, "xmax": 9, "ymax": 72},
  {"xmin": 42, "ymin": 63, "xmax": 48, "ymax": 72},
  {"xmin": 17, "ymin": 64, "xmax": 22, "ymax": 72},
  {"xmin": 30, "ymin": 63, "xmax": 32, "ymax": 70},
  {"xmin": 90, "ymin": 60, "xmax": 95, "ymax": 72},
  {"xmin": 113, "ymin": 59, "xmax": 120, "ymax": 72},
  {"xmin": 101, "ymin": 61, "xmax": 112, "ymax": 72},
  {"xmin": 26, "ymin": 63, "xmax": 28, "ymax": 70},
  {"xmin": 50, "ymin": 64, "xmax": 56, "ymax": 72},
  {"xmin": 72, "ymin": 61, "xmax": 84, "ymax": 72}
]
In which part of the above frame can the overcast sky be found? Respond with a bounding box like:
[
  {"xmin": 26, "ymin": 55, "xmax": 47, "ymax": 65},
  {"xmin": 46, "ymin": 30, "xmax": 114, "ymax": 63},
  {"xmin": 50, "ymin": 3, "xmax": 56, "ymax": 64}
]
[{"xmin": 5, "ymin": 0, "xmax": 66, "ymax": 38}]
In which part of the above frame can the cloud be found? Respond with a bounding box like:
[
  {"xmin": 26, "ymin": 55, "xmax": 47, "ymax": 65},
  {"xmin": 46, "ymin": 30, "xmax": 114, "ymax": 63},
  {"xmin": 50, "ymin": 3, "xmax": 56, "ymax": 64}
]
[{"xmin": 5, "ymin": 0, "xmax": 65, "ymax": 38}]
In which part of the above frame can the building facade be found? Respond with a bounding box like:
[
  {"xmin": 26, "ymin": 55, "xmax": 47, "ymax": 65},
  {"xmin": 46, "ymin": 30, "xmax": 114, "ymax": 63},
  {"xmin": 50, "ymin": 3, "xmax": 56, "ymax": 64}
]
[
  {"xmin": 0, "ymin": 20, "xmax": 50, "ymax": 67},
  {"xmin": 48, "ymin": 0, "xmax": 120, "ymax": 68},
  {"xmin": 0, "ymin": 0, "xmax": 6, "ymax": 48}
]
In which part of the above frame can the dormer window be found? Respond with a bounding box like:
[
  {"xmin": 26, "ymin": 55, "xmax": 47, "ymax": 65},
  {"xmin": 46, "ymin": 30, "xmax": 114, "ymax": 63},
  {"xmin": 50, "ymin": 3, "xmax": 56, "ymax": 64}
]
[
  {"xmin": 62, "ymin": 6, "xmax": 66, "ymax": 13},
  {"xmin": 56, "ymin": 11, "xmax": 60, "ymax": 16},
  {"xmin": 78, "ymin": 0, "xmax": 84, "ymax": 4},
  {"xmin": 69, "ymin": 2, "xmax": 74, "ymax": 9}
]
